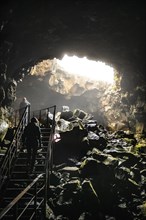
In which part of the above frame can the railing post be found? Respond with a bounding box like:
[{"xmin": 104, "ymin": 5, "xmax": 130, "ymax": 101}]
[
  {"xmin": 50, "ymin": 105, "xmax": 56, "ymax": 172},
  {"xmin": 34, "ymin": 183, "xmax": 37, "ymax": 219},
  {"xmin": 44, "ymin": 172, "xmax": 47, "ymax": 219},
  {"xmin": 28, "ymin": 105, "xmax": 31, "ymax": 123},
  {"xmin": 8, "ymin": 150, "xmax": 10, "ymax": 179},
  {"xmin": 53, "ymin": 105, "xmax": 56, "ymax": 133},
  {"xmin": 46, "ymin": 108, "xmax": 49, "ymax": 128},
  {"xmin": 15, "ymin": 132, "xmax": 18, "ymax": 152},
  {"xmin": 39, "ymin": 109, "xmax": 41, "ymax": 123},
  {"xmin": 14, "ymin": 110, "xmax": 17, "ymax": 127}
]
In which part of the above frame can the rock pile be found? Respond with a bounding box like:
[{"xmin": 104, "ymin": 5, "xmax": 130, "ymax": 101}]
[{"xmin": 46, "ymin": 109, "xmax": 146, "ymax": 220}]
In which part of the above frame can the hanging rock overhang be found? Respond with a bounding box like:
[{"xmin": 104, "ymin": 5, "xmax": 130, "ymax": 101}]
[
  {"xmin": 0, "ymin": 0, "xmax": 145, "ymax": 85},
  {"xmin": 0, "ymin": 0, "xmax": 146, "ymax": 135}
]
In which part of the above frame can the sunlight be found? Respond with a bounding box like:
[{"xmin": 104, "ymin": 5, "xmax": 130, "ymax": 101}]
[{"xmin": 57, "ymin": 54, "xmax": 114, "ymax": 84}]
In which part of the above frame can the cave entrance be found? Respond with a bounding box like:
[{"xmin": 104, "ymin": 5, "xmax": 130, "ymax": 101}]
[
  {"xmin": 14, "ymin": 54, "xmax": 117, "ymax": 109},
  {"xmin": 14, "ymin": 54, "xmax": 122, "ymax": 129},
  {"xmin": 56, "ymin": 54, "xmax": 115, "ymax": 84}
]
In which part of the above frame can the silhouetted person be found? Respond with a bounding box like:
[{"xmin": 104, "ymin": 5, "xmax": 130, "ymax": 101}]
[
  {"xmin": 19, "ymin": 97, "xmax": 30, "ymax": 125},
  {"xmin": 22, "ymin": 117, "xmax": 41, "ymax": 172}
]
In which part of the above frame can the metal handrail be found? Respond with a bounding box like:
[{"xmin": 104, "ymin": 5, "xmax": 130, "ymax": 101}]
[
  {"xmin": 0, "ymin": 105, "xmax": 30, "ymax": 190},
  {"xmin": 27, "ymin": 105, "xmax": 56, "ymax": 216},
  {"xmin": 32, "ymin": 105, "xmax": 56, "ymax": 128},
  {"xmin": 0, "ymin": 174, "xmax": 44, "ymax": 219},
  {"xmin": 10, "ymin": 104, "xmax": 31, "ymax": 128},
  {"xmin": 0, "ymin": 105, "xmax": 56, "ymax": 219},
  {"xmin": 43, "ymin": 105, "xmax": 56, "ymax": 215}
]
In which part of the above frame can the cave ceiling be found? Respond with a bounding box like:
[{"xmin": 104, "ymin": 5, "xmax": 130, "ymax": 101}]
[
  {"xmin": 0, "ymin": 0, "xmax": 145, "ymax": 82},
  {"xmin": 0, "ymin": 0, "xmax": 146, "ymax": 115},
  {"xmin": 0, "ymin": 0, "xmax": 146, "ymax": 133}
]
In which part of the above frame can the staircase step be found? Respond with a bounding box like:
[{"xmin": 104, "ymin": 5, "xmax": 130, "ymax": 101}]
[
  {"xmin": 14, "ymin": 161, "xmax": 45, "ymax": 166},
  {"xmin": 42, "ymin": 141, "xmax": 49, "ymax": 143},
  {"xmin": 14, "ymin": 163, "xmax": 45, "ymax": 167},
  {"xmin": 4, "ymin": 197, "xmax": 44, "ymax": 202},
  {"xmin": 41, "ymin": 128, "xmax": 51, "ymax": 131},
  {"xmin": 41, "ymin": 134, "xmax": 50, "ymax": 137},
  {"xmin": 12, "ymin": 170, "xmax": 27, "ymax": 174},
  {"xmin": 41, "ymin": 133, "xmax": 50, "ymax": 137},
  {"xmin": 14, "ymin": 164, "xmax": 28, "ymax": 167},
  {"xmin": 0, "ymin": 209, "xmax": 42, "ymax": 219},
  {"xmin": 0, "ymin": 122, "xmax": 54, "ymax": 219},
  {"xmin": 12, "ymin": 170, "xmax": 44, "ymax": 175},
  {"xmin": 0, "ymin": 214, "xmax": 14, "ymax": 219},
  {"xmin": 5, "ymin": 180, "xmax": 44, "ymax": 190},
  {"xmin": 15, "ymin": 156, "xmax": 47, "ymax": 161},
  {"xmin": 3, "ymin": 188, "xmax": 43, "ymax": 197},
  {"xmin": 9, "ymin": 176, "xmax": 36, "ymax": 181}
]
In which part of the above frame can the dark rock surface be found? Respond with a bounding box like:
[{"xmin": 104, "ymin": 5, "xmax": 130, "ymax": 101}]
[
  {"xmin": 0, "ymin": 0, "xmax": 145, "ymax": 82},
  {"xmin": 48, "ymin": 115, "xmax": 146, "ymax": 220},
  {"xmin": 0, "ymin": 0, "xmax": 146, "ymax": 125}
]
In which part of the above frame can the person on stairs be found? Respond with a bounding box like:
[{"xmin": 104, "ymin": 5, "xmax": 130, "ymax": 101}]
[
  {"xmin": 19, "ymin": 97, "xmax": 31, "ymax": 126},
  {"xmin": 22, "ymin": 117, "xmax": 41, "ymax": 173}
]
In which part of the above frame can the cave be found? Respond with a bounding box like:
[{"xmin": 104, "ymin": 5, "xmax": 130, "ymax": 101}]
[
  {"xmin": 0, "ymin": 0, "xmax": 146, "ymax": 134},
  {"xmin": 0, "ymin": 0, "xmax": 146, "ymax": 219}
]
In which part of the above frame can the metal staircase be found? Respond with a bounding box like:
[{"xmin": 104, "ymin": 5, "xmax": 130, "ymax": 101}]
[{"xmin": 0, "ymin": 105, "xmax": 56, "ymax": 219}]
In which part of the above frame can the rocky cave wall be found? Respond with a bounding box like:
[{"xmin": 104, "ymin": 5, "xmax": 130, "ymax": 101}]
[{"xmin": 0, "ymin": 0, "xmax": 146, "ymax": 137}]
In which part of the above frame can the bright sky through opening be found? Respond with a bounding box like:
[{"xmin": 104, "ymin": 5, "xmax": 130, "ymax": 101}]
[{"xmin": 57, "ymin": 55, "xmax": 114, "ymax": 84}]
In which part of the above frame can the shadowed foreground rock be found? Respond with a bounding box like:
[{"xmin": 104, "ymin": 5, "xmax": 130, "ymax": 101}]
[{"xmin": 47, "ymin": 111, "xmax": 146, "ymax": 220}]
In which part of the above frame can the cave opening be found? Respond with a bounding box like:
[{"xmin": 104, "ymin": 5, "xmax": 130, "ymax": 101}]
[
  {"xmin": 56, "ymin": 54, "xmax": 115, "ymax": 84},
  {"xmin": 0, "ymin": 1, "xmax": 146, "ymax": 219},
  {"xmin": 13, "ymin": 54, "xmax": 122, "ymax": 130}
]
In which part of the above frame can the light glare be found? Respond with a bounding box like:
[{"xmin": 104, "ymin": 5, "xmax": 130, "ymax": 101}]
[{"xmin": 57, "ymin": 55, "xmax": 114, "ymax": 84}]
